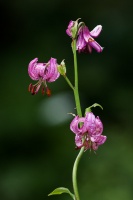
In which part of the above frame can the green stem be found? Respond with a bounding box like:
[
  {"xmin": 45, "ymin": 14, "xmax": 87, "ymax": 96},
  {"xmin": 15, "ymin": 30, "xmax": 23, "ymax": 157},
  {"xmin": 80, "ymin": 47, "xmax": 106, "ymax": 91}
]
[
  {"xmin": 73, "ymin": 39, "xmax": 82, "ymax": 117},
  {"xmin": 72, "ymin": 39, "xmax": 84, "ymax": 200},
  {"xmin": 72, "ymin": 146, "xmax": 85, "ymax": 200},
  {"xmin": 63, "ymin": 75, "xmax": 75, "ymax": 91}
]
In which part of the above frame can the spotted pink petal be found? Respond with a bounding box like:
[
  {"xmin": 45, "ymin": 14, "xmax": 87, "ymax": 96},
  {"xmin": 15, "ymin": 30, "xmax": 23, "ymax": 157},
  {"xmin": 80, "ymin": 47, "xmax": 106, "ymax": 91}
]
[
  {"xmin": 85, "ymin": 112, "xmax": 103, "ymax": 136},
  {"xmin": 28, "ymin": 58, "xmax": 46, "ymax": 80},
  {"xmin": 91, "ymin": 135, "xmax": 105, "ymax": 143},
  {"xmin": 28, "ymin": 58, "xmax": 38, "ymax": 80},
  {"xmin": 75, "ymin": 135, "xmax": 83, "ymax": 147},
  {"xmin": 70, "ymin": 116, "xmax": 86, "ymax": 135},
  {"xmin": 46, "ymin": 58, "xmax": 60, "ymax": 82}
]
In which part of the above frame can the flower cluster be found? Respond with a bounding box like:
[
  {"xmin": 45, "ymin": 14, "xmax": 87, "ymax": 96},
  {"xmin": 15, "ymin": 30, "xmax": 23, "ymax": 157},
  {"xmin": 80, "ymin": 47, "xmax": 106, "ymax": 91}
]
[
  {"xmin": 70, "ymin": 112, "xmax": 107, "ymax": 151},
  {"xmin": 28, "ymin": 57, "xmax": 60, "ymax": 96},
  {"xmin": 66, "ymin": 20, "xmax": 103, "ymax": 53}
]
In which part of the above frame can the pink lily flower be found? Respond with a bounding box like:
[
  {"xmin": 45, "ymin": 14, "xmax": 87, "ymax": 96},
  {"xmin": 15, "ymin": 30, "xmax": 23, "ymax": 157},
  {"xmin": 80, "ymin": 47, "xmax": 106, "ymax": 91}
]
[
  {"xmin": 28, "ymin": 57, "xmax": 60, "ymax": 95},
  {"xmin": 77, "ymin": 25, "xmax": 103, "ymax": 53},
  {"xmin": 70, "ymin": 112, "xmax": 107, "ymax": 151}
]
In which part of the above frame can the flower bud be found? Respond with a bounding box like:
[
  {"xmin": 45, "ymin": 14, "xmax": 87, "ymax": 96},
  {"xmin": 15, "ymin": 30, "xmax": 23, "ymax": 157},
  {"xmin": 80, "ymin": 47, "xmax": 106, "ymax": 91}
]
[
  {"xmin": 66, "ymin": 19, "xmax": 80, "ymax": 39},
  {"xmin": 71, "ymin": 20, "xmax": 79, "ymax": 38},
  {"xmin": 57, "ymin": 60, "xmax": 66, "ymax": 76}
]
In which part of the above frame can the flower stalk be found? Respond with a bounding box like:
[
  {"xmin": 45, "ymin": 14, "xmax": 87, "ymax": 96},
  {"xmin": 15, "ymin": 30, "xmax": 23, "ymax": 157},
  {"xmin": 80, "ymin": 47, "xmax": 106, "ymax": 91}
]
[
  {"xmin": 72, "ymin": 38, "xmax": 83, "ymax": 200},
  {"xmin": 72, "ymin": 146, "xmax": 85, "ymax": 200},
  {"xmin": 63, "ymin": 75, "xmax": 75, "ymax": 91},
  {"xmin": 73, "ymin": 39, "xmax": 82, "ymax": 118}
]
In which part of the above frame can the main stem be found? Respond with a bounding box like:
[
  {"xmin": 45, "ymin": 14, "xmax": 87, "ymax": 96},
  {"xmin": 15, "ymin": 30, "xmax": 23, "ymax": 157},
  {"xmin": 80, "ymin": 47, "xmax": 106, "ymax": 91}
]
[
  {"xmin": 72, "ymin": 39, "xmax": 85, "ymax": 200},
  {"xmin": 73, "ymin": 40, "xmax": 82, "ymax": 118}
]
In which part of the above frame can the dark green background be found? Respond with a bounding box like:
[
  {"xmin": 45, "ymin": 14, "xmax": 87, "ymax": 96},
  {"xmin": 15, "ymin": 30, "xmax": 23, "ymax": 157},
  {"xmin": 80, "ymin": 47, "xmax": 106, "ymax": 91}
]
[{"xmin": 0, "ymin": 0, "xmax": 133, "ymax": 199}]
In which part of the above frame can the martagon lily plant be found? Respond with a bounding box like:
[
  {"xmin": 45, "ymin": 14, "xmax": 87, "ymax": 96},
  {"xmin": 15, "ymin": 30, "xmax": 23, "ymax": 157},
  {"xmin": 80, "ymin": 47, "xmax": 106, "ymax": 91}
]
[{"xmin": 28, "ymin": 18, "xmax": 107, "ymax": 200}]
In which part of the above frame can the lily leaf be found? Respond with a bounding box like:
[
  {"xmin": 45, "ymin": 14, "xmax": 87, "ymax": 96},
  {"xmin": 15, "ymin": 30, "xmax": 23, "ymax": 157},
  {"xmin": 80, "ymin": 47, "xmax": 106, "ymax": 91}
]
[
  {"xmin": 85, "ymin": 103, "xmax": 103, "ymax": 114},
  {"xmin": 91, "ymin": 103, "xmax": 103, "ymax": 110},
  {"xmin": 48, "ymin": 187, "xmax": 75, "ymax": 199}
]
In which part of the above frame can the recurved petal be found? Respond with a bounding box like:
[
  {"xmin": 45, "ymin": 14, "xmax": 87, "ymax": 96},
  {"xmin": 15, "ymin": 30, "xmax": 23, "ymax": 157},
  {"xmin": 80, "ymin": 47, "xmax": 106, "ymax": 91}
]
[
  {"xmin": 85, "ymin": 112, "xmax": 103, "ymax": 136},
  {"xmin": 28, "ymin": 58, "xmax": 38, "ymax": 80},
  {"xmin": 97, "ymin": 135, "xmax": 107, "ymax": 145},
  {"xmin": 95, "ymin": 116, "xmax": 103, "ymax": 135},
  {"xmin": 28, "ymin": 58, "xmax": 46, "ymax": 80},
  {"xmin": 84, "ymin": 112, "xmax": 95, "ymax": 134},
  {"xmin": 70, "ymin": 116, "xmax": 85, "ymax": 135},
  {"xmin": 76, "ymin": 30, "xmax": 87, "ymax": 52},
  {"xmin": 88, "ymin": 40, "xmax": 103, "ymax": 53},
  {"xmin": 82, "ymin": 26, "xmax": 91, "ymax": 42},
  {"xmin": 75, "ymin": 135, "xmax": 83, "ymax": 147},
  {"xmin": 91, "ymin": 135, "xmax": 107, "ymax": 145},
  {"xmin": 90, "ymin": 25, "xmax": 102, "ymax": 38},
  {"xmin": 45, "ymin": 58, "xmax": 60, "ymax": 82},
  {"xmin": 85, "ymin": 112, "xmax": 95, "ymax": 124},
  {"xmin": 66, "ymin": 20, "xmax": 74, "ymax": 37}
]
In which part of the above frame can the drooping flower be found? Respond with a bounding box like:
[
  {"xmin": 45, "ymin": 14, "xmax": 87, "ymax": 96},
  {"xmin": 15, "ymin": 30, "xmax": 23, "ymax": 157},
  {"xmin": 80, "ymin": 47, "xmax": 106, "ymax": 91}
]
[
  {"xmin": 70, "ymin": 112, "xmax": 106, "ymax": 151},
  {"xmin": 28, "ymin": 57, "xmax": 60, "ymax": 95},
  {"xmin": 66, "ymin": 19, "xmax": 103, "ymax": 53},
  {"xmin": 76, "ymin": 25, "xmax": 103, "ymax": 53}
]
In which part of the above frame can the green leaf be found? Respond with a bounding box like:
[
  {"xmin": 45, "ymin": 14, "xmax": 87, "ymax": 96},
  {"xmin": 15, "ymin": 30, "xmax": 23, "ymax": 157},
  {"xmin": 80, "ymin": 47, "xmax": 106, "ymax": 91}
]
[
  {"xmin": 90, "ymin": 103, "xmax": 103, "ymax": 110},
  {"xmin": 85, "ymin": 103, "xmax": 103, "ymax": 114},
  {"xmin": 48, "ymin": 187, "xmax": 75, "ymax": 199}
]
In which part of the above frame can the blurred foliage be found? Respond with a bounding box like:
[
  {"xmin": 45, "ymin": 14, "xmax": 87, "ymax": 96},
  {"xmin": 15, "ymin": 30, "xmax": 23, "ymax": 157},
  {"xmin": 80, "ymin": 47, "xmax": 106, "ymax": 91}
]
[{"xmin": 0, "ymin": 0, "xmax": 133, "ymax": 199}]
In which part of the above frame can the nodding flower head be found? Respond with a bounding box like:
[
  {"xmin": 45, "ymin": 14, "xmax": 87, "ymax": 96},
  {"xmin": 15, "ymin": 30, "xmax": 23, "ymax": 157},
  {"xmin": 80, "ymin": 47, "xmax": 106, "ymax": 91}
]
[
  {"xmin": 66, "ymin": 19, "xmax": 103, "ymax": 53},
  {"xmin": 77, "ymin": 25, "xmax": 103, "ymax": 53},
  {"xmin": 70, "ymin": 112, "xmax": 106, "ymax": 151},
  {"xmin": 28, "ymin": 57, "xmax": 60, "ymax": 96}
]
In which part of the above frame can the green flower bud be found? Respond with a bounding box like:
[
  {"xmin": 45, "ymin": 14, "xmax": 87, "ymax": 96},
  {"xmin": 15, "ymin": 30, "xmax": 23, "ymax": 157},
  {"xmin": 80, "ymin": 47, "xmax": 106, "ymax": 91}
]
[{"xmin": 57, "ymin": 60, "xmax": 66, "ymax": 76}]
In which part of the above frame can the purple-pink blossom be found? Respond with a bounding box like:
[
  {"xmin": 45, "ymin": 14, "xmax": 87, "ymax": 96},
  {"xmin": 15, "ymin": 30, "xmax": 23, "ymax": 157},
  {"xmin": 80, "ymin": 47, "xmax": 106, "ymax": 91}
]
[
  {"xmin": 28, "ymin": 57, "xmax": 60, "ymax": 95},
  {"xmin": 77, "ymin": 25, "xmax": 103, "ymax": 53},
  {"xmin": 66, "ymin": 20, "xmax": 103, "ymax": 53},
  {"xmin": 70, "ymin": 112, "xmax": 106, "ymax": 151}
]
